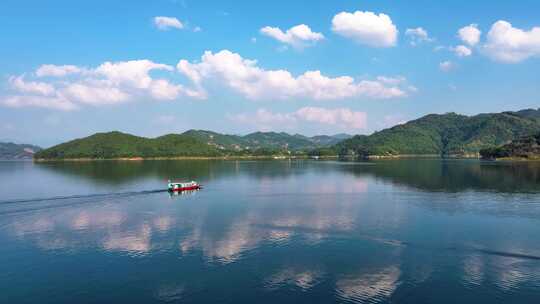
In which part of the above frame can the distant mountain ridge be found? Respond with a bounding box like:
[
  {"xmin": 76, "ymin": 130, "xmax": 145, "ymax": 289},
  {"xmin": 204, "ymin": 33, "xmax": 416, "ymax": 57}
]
[
  {"xmin": 34, "ymin": 130, "xmax": 351, "ymax": 159},
  {"xmin": 180, "ymin": 129, "xmax": 351, "ymax": 151},
  {"xmin": 334, "ymin": 108, "xmax": 540, "ymax": 157},
  {"xmin": 0, "ymin": 142, "xmax": 42, "ymax": 159},
  {"xmin": 33, "ymin": 108, "xmax": 540, "ymax": 160}
]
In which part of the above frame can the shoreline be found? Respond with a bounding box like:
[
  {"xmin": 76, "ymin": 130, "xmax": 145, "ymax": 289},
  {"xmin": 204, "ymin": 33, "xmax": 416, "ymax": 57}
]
[
  {"xmin": 33, "ymin": 155, "xmax": 340, "ymax": 162},
  {"xmin": 32, "ymin": 154, "xmax": 489, "ymax": 161}
]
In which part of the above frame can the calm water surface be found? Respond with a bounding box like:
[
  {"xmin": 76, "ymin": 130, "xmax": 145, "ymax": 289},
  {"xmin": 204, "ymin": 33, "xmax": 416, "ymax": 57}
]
[{"xmin": 1, "ymin": 159, "xmax": 539, "ymax": 303}]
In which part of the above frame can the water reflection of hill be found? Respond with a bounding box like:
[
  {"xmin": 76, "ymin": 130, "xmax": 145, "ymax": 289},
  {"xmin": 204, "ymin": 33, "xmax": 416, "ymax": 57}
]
[
  {"xmin": 34, "ymin": 160, "xmax": 315, "ymax": 185},
  {"xmin": 341, "ymin": 159, "xmax": 540, "ymax": 193},
  {"xmin": 35, "ymin": 159, "xmax": 540, "ymax": 193}
]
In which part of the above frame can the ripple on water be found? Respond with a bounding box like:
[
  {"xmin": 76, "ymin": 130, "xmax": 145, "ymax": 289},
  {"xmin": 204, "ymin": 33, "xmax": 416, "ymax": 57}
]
[{"xmin": 335, "ymin": 266, "xmax": 401, "ymax": 303}]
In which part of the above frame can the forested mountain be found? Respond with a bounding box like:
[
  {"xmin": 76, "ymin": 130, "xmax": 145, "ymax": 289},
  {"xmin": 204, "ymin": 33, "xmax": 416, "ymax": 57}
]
[
  {"xmin": 34, "ymin": 108, "xmax": 540, "ymax": 159},
  {"xmin": 480, "ymin": 132, "xmax": 540, "ymax": 160},
  {"xmin": 334, "ymin": 109, "xmax": 540, "ymax": 157},
  {"xmin": 34, "ymin": 131, "xmax": 222, "ymax": 159},
  {"xmin": 182, "ymin": 130, "xmax": 350, "ymax": 151},
  {"xmin": 0, "ymin": 142, "xmax": 41, "ymax": 159},
  {"xmin": 34, "ymin": 130, "xmax": 349, "ymax": 159}
]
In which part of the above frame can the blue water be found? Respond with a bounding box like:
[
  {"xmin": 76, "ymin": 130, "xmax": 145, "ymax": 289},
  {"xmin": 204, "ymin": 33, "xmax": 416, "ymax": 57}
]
[{"xmin": 0, "ymin": 159, "xmax": 539, "ymax": 303}]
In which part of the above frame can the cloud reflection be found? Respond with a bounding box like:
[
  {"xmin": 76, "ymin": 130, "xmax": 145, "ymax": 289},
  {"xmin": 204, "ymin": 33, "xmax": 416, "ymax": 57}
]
[{"xmin": 336, "ymin": 266, "xmax": 401, "ymax": 303}]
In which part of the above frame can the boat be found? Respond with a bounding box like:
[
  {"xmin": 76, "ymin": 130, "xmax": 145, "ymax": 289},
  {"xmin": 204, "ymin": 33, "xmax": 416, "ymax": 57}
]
[{"xmin": 167, "ymin": 180, "xmax": 201, "ymax": 192}]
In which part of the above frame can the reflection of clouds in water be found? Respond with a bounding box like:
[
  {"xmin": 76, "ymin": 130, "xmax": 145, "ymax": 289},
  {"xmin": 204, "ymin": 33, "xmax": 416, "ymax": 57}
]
[
  {"xmin": 267, "ymin": 229, "xmax": 293, "ymax": 243},
  {"xmin": 153, "ymin": 216, "xmax": 174, "ymax": 233},
  {"xmin": 210, "ymin": 221, "xmax": 254, "ymax": 263},
  {"xmin": 310, "ymin": 178, "xmax": 368, "ymax": 194},
  {"xmin": 71, "ymin": 210, "xmax": 125, "ymax": 230},
  {"xmin": 266, "ymin": 268, "xmax": 324, "ymax": 291},
  {"xmin": 463, "ymin": 254, "xmax": 484, "ymax": 287},
  {"xmin": 12, "ymin": 217, "xmax": 55, "ymax": 236},
  {"xmin": 178, "ymin": 200, "xmax": 358, "ymax": 263},
  {"xmin": 154, "ymin": 283, "xmax": 184, "ymax": 302},
  {"xmin": 181, "ymin": 217, "xmax": 266, "ymax": 264},
  {"xmin": 493, "ymin": 258, "xmax": 530, "ymax": 291},
  {"xmin": 103, "ymin": 223, "xmax": 152, "ymax": 254},
  {"xmin": 336, "ymin": 266, "xmax": 401, "ymax": 303}
]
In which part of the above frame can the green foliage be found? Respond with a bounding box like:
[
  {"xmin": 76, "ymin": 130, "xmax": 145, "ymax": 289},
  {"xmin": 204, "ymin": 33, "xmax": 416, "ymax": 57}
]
[
  {"xmin": 335, "ymin": 110, "xmax": 540, "ymax": 157},
  {"xmin": 480, "ymin": 132, "xmax": 540, "ymax": 159},
  {"xmin": 34, "ymin": 131, "xmax": 221, "ymax": 159},
  {"xmin": 182, "ymin": 130, "xmax": 350, "ymax": 151}
]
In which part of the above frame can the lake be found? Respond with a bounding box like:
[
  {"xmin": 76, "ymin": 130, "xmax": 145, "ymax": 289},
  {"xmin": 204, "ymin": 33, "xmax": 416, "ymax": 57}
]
[{"xmin": 1, "ymin": 159, "xmax": 540, "ymax": 303}]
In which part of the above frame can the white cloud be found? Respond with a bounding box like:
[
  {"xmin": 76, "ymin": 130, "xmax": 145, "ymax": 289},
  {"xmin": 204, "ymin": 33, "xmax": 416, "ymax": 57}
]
[
  {"xmin": 439, "ymin": 61, "xmax": 455, "ymax": 72},
  {"xmin": 405, "ymin": 27, "xmax": 432, "ymax": 46},
  {"xmin": 62, "ymin": 83, "xmax": 130, "ymax": 105},
  {"xmin": 94, "ymin": 60, "xmax": 173, "ymax": 89},
  {"xmin": 3, "ymin": 95, "xmax": 76, "ymax": 111},
  {"xmin": 3, "ymin": 59, "xmax": 195, "ymax": 110},
  {"xmin": 9, "ymin": 76, "xmax": 55, "ymax": 96},
  {"xmin": 229, "ymin": 107, "xmax": 367, "ymax": 130},
  {"xmin": 3, "ymin": 50, "xmax": 413, "ymax": 111},
  {"xmin": 153, "ymin": 16, "xmax": 184, "ymax": 30},
  {"xmin": 296, "ymin": 107, "xmax": 367, "ymax": 129},
  {"xmin": 331, "ymin": 11, "xmax": 398, "ymax": 47},
  {"xmin": 36, "ymin": 64, "xmax": 83, "ymax": 77},
  {"xmin": 458, "ymin": 24, "xmax": 481, "ymax": 46},
  {"xmin": 483, "ymin": 20, "xmax": 540, "ymax": 63},
  {"xmin": 453, "ymin": 45, "xmax": 472, "ymax": 57},
  {"xmin": 260, "ymin": 24, "xmax": 324, "ymax": 48},
  {"xmin": 177, "ymin": 50, "xmax": 411, "ymax": 100}
]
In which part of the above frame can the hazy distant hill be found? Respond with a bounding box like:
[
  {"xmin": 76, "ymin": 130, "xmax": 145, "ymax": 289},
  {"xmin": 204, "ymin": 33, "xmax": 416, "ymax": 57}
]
[
  {"xmin": 334, "ymin": 109, "xmax": 540, "ymax": 157},
  {"xmin": 0, "ymin": 142, "xmax": 42, "ymax": 159}
]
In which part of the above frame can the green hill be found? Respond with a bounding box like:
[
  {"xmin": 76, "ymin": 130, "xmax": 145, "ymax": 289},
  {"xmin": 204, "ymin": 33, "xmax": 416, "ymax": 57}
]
[
  {"xmin": 0, "ymin": 142, "xmax": 41, "ymax": 159},
  {"xmin": 34, "ymin": 130, "xmax": 348, "ymax": 160},
  {"xmin": 335, "ymin": 110, "xmax": 540, "ymax": 157},
  {"xmin": 34, "ymin": 131, "xmax": 222, "ymax": 159},
  {"xmin": 181, "ymin": 130, "xmax": 247, "ymax": 151},
  {"xmin": 480, "ymin": 133, "xmax": 540, "ymax": 160},
  {"xmin": 181, "ymin": 130, "xmax": 349, "ymax": 151},
  {"xmin": 242, "ymin": 131, "xmax": 315, "ymax": 150}
]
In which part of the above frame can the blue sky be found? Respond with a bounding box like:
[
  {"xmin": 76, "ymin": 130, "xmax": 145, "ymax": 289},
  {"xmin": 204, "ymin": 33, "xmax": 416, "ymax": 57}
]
[{"xmin": 1, "ymin": 0, "xmax": 539, "ymax": 146}]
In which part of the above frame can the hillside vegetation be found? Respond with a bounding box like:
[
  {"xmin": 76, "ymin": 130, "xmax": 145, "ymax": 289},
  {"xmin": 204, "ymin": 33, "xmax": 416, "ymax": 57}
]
[
  {"xmin": 480, "ymin": 133, "xmax": 540, "ymax": 160},
  {"xmin": 34, "ymin": 130, "xmax": 350, "ymax": 159},
  {"xmin": 34, "ymin": 108, "xmax": 540, "ymax": 160},
  {"xmin": 334, "ymin": 109, "xmax": 540, "ymax": 157},
  {"xmin": 34, "ymin": 132, "xmax": 221, "ymax": 159}
]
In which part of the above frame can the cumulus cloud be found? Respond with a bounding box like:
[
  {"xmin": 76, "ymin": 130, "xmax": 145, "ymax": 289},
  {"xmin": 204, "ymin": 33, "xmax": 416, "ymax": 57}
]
[
  {"xmin": 229, "ymin": 107, "xmax": 367, "ymax": 130},
  {"xmin": 3, "ymin": 61, "xmax": 195, "ymax": 110},
  {"xmin": 439, "ymin": 61, "xmax": 455, "ymax": 72},
  {"xmin": 458, "ymin": 24, "xmax": 481, "ymax": 46},
  {"xmin": 177, "ymin": 50, "xmax": 411, "ymax": 100},
  {"xmin": 405, "ymin": 27, "xmax": 432, "ymax": 46},
  {"xmin": 36, "ymin": 64, "xmax": 83, "ymax": 77},
  {"xmin": 331, "ymin": 10, "xmax": 398, "ymax": 47},
  {"xmin": 153, "ymin": 16, "xmax": 184, "ymax": 30},
  {"xmin": 8, "ymin": 76, "xmax": 55, "ymax": 96},
  {"xmin": 3, "ymin": 95, "xmax": 76, "ymax": 111},
  {"xmin": 483, "ymin": 20, "xmax": 540, "ymax": 63},
  {"xmin": 260, "ymin": 24, "xmax": 324, "ymax": 48},
  {"xmin": 452, "ymin": 45, "xmax": 472, "ymax": 57},
  {"xmin": 3, "ymin": 50, "xmax": 412, "ymax": 110}
]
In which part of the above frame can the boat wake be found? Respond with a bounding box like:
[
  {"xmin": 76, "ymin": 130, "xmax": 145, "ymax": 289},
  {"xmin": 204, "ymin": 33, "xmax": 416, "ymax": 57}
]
[{"xmin": 0, "ymin": 189, "xmax": 167, "ymax": 216}]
